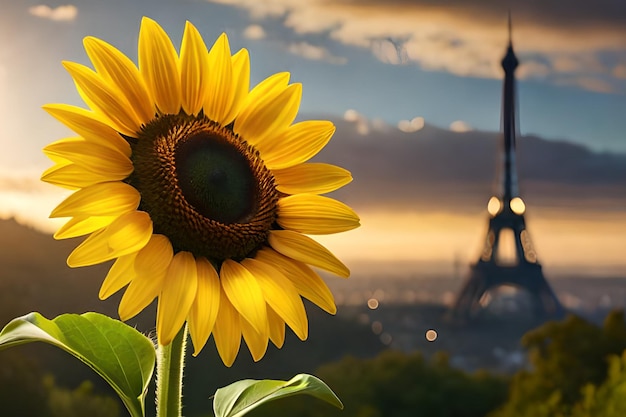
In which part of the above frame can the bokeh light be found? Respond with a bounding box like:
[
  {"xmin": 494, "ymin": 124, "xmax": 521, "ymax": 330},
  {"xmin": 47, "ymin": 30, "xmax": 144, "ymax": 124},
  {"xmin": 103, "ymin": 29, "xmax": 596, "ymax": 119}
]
[
  {"xmin": 425, "ymin": 329, "xmax": 438, "ymax": 341},
  {"xmin": 372, "ymin": 321, "xmax": 383, "ymax": 335},
  {"xmin": 487, "ymin": 196, "xmax": 502, "ymax": 216},
  {"xmin": 510, "ymin": 197, "xmax": 526, "ymax": 214}
]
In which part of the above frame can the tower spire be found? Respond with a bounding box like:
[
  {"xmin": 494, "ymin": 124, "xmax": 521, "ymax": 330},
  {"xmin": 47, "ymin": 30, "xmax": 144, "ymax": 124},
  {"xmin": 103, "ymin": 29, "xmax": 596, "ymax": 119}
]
[
  {"xmin": 507, "ymin": 10, "xmax": 513, "ymax": 46},
  {"xmin": 500, "ymin": 15, "xmax": 519, "ymax": 203}
]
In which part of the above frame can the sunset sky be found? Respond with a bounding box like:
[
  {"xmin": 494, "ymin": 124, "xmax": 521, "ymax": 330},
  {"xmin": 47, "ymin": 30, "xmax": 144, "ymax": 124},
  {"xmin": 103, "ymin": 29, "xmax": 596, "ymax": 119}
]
[{"xmin": 0, "ymin": 0, "xmax": 625, "ymax": 276}]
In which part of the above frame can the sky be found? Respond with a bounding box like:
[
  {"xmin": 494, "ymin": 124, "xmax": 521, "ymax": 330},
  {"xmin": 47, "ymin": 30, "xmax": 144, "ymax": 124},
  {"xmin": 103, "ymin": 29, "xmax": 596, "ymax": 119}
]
[{"xmin": 0, "ymin": 0, "xmax": 625, "ymax": 276}]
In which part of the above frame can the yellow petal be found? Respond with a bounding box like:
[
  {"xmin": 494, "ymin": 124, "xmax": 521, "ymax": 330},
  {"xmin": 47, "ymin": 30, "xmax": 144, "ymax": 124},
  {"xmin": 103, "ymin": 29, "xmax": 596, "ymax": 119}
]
[
  {"xmin": 220, "ymin": 259, "xmax": 268, "ymax": 336},
  {"xmin": 43, "ymin": 137, "xmax": 133, "ymax": 178},
  {"xmin": 267, "ymin": 306, "xmax": 286, "ymax": 348},
  {"xmin": 239, "ymin": 72, "xmax": 290, "ymax": 111},
  {"xmin": 203, "ymin": 33, "xmax": 234, "ymax": 123},
  {"xmin": 134, "ymin": 234, "xmax": 174, "ymax": 275},
  {"xmin": 180, "ymin": 21, "xmax": 209, "ymax": 116},
  {"xmin": 99, "ymin": 253, "xmax": 138, "ymax": 299},
  {"xmin": 42, "ymin": 163, "xmax": 122, "ymax": 190},
  {"xmin": 212, "ymin": 286, "xmax": 241, "ymax": 367},
  {"xmin": 269, "ymin": 230, "xmax": 350, "ymax": 277},
  {"xmin": 234, "ymin": 83, "xmax": 301, "ymax": 147},
  {"xmin": 83, "ymin": 36, "xmax": 154, "ymax": 124},
  {"xmin": 257, "ymin": 121, "xmax": 335, "ymax": 170},
  {"xmin": 42, "ymin": 104, "xmax": 131, "ymax": 156},
  {"xmin": 256, "ymin": 248, "xmax": 336, "ymax": 314},
  {"xmin": 221, "ymin": 48, "xmax": 250, "ymax": 125},
  {"xmin": 51, "ymin": 182, "xmax": 140, "ymax": 218},
  {"xmin": 118, "ymin": 234, "xmax": 173, "ymax": 320},
  {"xmin": 139, "ymin": 17, "xmax": 182, "ymax": 115},
  {"xmin": 241, "ymin": 317, "xmax": 268, "ymax": 362},
  {"xmin": 54, "ymin": 215, "xmax": 118, "ymax": 240},
  {"xmin": 63, "ymin": 61, "xmax": 142, "ymax": 137},
  {"xmin": 189, "ymin": 257, "xmax": 220, "ymax": 356},
  {"xmin": 157, "ymin": 251, "xmax": 198, "ymax": 345},
  {"xmin": 118, "ymin": 276, "xmax": 160, "ymax": 321},
  {"xmin": 241, "ymin": 258, "xmax": 308, "ymax": 340},
  {"xmin": 277, "ymin": 194, "xmax": 360, "ymax": 235},
  {"xmin": 67, "ymin": 211, "xmax": 153, "ymax": 267},
  {"xmin": 232, "ymin": 71, "xmax": 289, "ymax": 140},
  {"xmin": 273, "ymin": 163, "xmax": 352, "ymax": 195},
  {"xmin": 44, "ymin": 153, "xmax": 71, "ymax": 166}
]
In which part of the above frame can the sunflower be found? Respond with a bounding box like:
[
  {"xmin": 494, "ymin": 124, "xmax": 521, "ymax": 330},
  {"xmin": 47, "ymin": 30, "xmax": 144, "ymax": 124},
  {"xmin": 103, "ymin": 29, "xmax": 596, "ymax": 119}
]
[{"xmin": 41, "ymin": 17, "xmax": 359, "ymax": 366}]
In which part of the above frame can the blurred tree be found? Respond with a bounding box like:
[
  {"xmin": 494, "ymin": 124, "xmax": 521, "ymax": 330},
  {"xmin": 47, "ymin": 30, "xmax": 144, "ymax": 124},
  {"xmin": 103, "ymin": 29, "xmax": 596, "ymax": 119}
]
[
  {"xmin": 490, "ymin": 310, "xmax": 626, "ymax": 417},
  {"xmin": 44, "ymin": 376, "xmax": 121, "ymax": 417},
  {"xmin": 0, "ymin": 350, "xmax": 120, "ymax": 417},
  {"xmin": 0, "ymin": 350, "xmax": 51, "ymax": 417},
  {"xmin": 571, "ymin": 351, "xmax": 626, "ymax": 417},
  {"xmin": 243, "ymin": 350, "xmax": 508, "ymax": 417}
]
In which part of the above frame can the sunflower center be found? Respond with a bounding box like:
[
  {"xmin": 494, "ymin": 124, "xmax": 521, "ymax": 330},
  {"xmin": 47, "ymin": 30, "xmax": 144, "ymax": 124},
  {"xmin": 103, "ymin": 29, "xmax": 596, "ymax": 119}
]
[
  {"xmin": 129, "ymin": 113, "xmax": 278, "ymax": 262},
  {"xmin": 175, "ymin": 132, "xmax": 255, "ymax": 224}
]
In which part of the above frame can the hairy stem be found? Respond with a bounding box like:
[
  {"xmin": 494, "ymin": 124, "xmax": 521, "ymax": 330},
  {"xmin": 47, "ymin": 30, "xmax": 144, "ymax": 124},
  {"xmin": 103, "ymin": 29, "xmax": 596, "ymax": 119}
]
[{"xmin": 156, "ymin": 325, "xmax": 188, "ymax": 417}]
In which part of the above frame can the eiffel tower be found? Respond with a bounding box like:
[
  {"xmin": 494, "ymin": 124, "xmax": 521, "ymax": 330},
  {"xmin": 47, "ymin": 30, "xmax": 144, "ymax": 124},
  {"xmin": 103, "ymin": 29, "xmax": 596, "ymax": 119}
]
[{"xmin": 449, "ymin": 19, "xmax": 565, "ymax": 321}]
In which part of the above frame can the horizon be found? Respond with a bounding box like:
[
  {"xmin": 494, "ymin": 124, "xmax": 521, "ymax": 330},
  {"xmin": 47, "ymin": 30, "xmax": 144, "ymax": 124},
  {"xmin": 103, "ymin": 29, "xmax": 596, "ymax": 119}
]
[{"xmin": 2, "ymin": 209, "xmax": 625, "ymax": 279}]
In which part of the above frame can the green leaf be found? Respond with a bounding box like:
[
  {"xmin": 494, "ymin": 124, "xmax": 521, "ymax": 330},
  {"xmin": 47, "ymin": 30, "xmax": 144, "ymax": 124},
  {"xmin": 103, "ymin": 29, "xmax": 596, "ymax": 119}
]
[
  {"xmin": 0, "ymin": 312, "xmax": 155, "ymax": 417},
  {"xmin": 214, "ymin": 373, "xmax": 343, "ymax": 417}
]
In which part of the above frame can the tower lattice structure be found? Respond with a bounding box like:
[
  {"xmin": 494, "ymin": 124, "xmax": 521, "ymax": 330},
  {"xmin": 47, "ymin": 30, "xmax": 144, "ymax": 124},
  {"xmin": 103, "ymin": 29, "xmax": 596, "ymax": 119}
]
[{"xmin": 449, "ymin": 21, "xmax": 564, "ymax": 321}]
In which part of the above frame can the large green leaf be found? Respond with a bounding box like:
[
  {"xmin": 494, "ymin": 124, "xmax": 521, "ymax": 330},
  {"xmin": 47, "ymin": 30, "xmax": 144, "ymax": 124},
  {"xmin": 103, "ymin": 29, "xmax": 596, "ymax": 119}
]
[
  {"xmin": 0, "ymin": 312, "xmax": 155, "ymax": 417},
  {"xmin": 214, "ymin": 373, "xmax": 343, "ymax": 417}
]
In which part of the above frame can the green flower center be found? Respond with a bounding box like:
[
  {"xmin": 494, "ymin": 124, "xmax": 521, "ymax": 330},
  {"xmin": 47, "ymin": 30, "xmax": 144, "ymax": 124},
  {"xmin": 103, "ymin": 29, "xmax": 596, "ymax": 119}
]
[
  {"xmin": 175, "ymin": 132, "xmax": 255, "ymax": 224},
  {"xmin": 128, "ymin": 113, "xmax": 278, "ymax": 262}
]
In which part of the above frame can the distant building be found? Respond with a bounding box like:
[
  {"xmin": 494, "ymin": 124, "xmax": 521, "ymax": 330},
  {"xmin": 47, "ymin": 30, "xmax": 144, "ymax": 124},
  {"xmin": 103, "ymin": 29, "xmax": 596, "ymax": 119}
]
[{"xmin": 449, "ymin": 17, "xmax": 564, "ymax": 321}]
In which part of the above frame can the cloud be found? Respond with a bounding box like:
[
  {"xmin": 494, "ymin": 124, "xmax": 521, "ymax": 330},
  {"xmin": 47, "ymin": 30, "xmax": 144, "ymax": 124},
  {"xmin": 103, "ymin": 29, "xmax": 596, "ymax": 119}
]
[
  {"xmin": 207, "ymin": 0, "xmax": 626, "ymax": 93},
  {"xmin": 557, "ymin": 76, "xmax": 614, "ymax": 94},
  {"xmin": 517, "ymin": 60, "xmax": 551, "ymax": 79},
  {"xmin": 287, "ymin": 41, "xmax": 347, "ymax": 64},
  {"xmin": 28, "ymin": 4, "xmax": 78, "ymax": 21},
  {"xmin": 398, "ymin": 116, "xmax": 425, "ymax": 133},
  {"xmin": 0, "ymin": 170, "xmax": 68, "ymax": 233},
  {"xmin": 210, "ymin": 0, "xmax": 288, "ymax": 19},
  {"xmin": 343, "ymin": 109, "xmax": 390, "ymax": 135},
  {"xmin": 550, "ymin": 54, "xmax": 605, "ymax": 74},
  {"xmin": 242, "ymin": 24, "xmax": 266, "ymax": 40},
  {"xmin": 343, "ymin": 109, "xmax": 370, "ymax": 135},
  {"xmin": 371, "ymin": 38, "xmax": 409, "ymax": 65},
  {"xmin": 613, "ymin": 64, "xmax": 626, "ymax": 79},
  {"xmin": 449, "ymin": 120, "xmax": 473, "ymax": 132}
]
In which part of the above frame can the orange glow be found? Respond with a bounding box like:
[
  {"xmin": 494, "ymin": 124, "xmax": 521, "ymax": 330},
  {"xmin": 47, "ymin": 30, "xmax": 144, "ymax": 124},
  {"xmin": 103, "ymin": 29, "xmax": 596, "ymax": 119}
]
[
  {"xmin": 510, "ymin": 197, "xmax": 526, "ymax": 214},
  {"xmin": 3, "ymin": 190, "xmax": 625, "ymax": 278},
  {"xmin": 521, "ymin": 230, "xmax": 538, "ymax": 263},
  {"xmin": 314, "ymin": 208, "xmax": 626, "ymax": 276},
  {"xmin": 495, "ymin": 228, "xmax": 518, "ymax": 265},
  {"xmin": 487, "ymin": 196, "xmax": 501, "ymax": 216}
]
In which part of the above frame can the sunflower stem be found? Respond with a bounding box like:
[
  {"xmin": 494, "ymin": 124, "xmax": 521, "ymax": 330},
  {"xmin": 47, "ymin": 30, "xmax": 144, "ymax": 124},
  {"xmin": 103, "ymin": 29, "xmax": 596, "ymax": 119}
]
[{"xmin": 156, "ymin": 325, "xmax": 188, "ymax": 417}]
